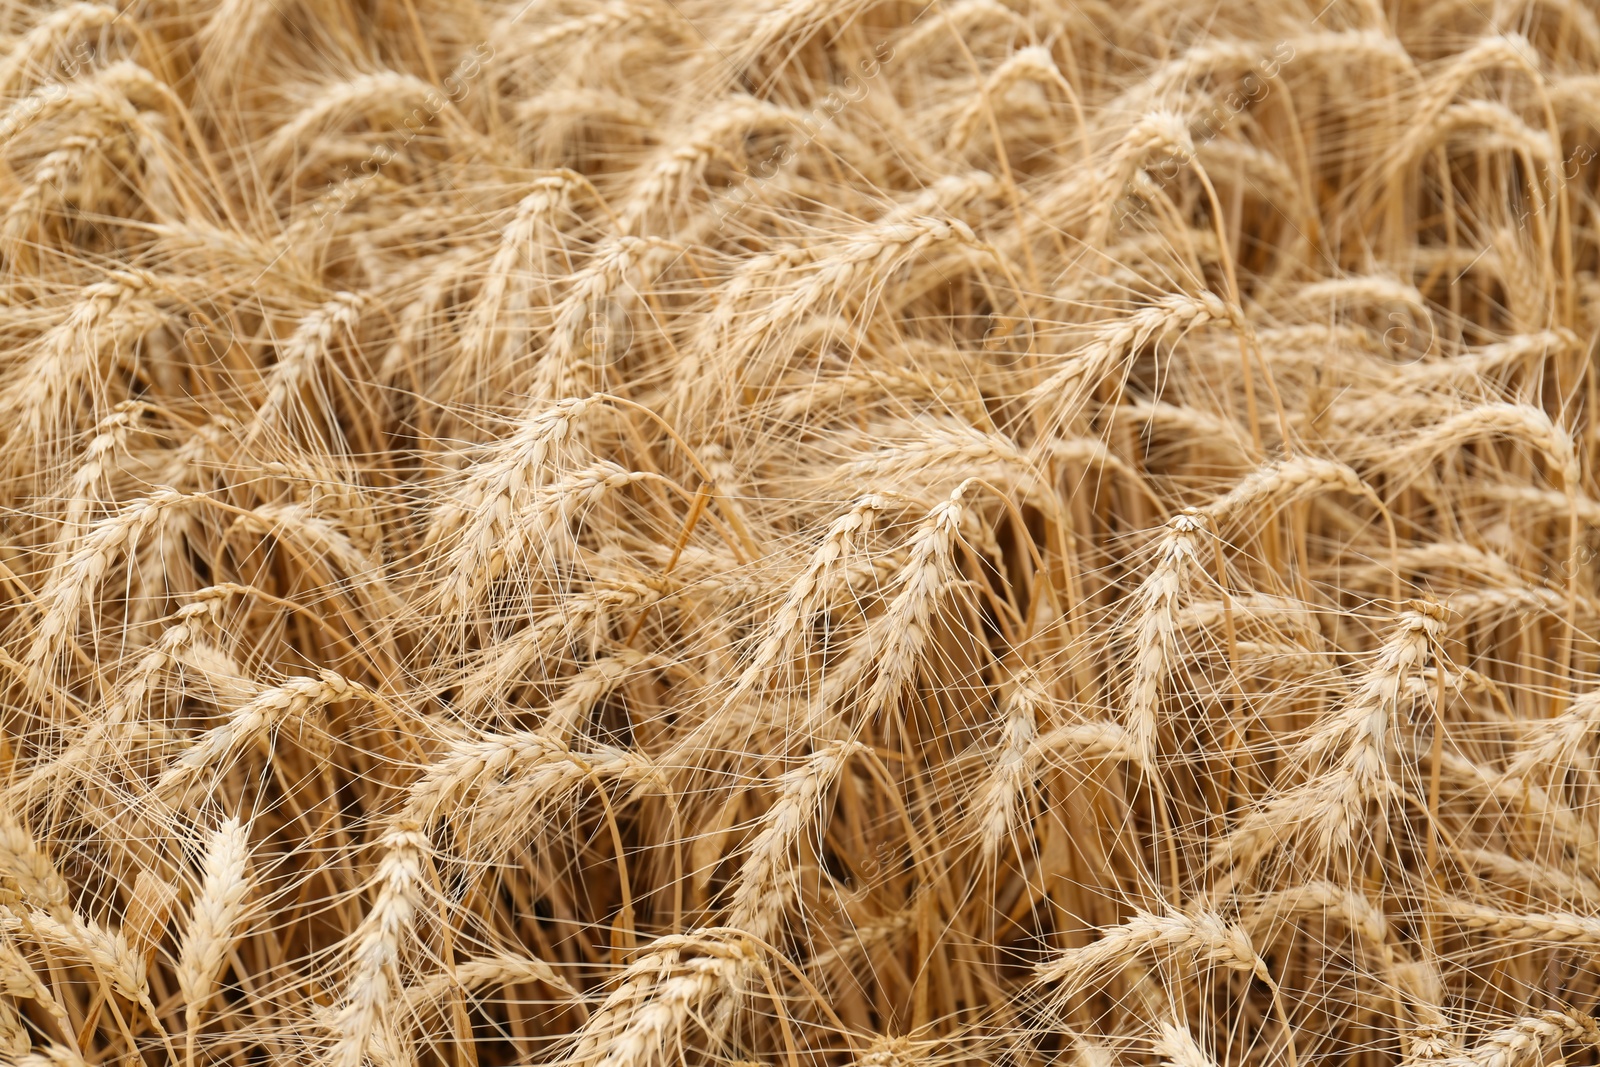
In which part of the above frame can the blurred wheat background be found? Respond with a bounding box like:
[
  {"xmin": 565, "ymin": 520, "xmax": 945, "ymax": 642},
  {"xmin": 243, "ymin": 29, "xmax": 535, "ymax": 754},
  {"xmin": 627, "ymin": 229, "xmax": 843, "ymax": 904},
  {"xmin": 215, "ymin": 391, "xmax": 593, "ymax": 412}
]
[{"xmin": 2, "ymin": 1, "xmax": 1600, "ymax": 1066}]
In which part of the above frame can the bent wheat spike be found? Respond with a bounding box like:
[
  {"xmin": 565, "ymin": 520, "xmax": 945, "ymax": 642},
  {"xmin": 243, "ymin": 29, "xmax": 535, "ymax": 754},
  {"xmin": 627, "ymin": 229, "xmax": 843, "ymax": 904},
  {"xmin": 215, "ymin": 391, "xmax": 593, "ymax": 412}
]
[
  {"xmin": 1035, "ymin": 909, "xmax": 1269, "ymax": 1000},
  {"xmin": 152, "ymin": 672, "xmax": 373, "ymax": 803}
]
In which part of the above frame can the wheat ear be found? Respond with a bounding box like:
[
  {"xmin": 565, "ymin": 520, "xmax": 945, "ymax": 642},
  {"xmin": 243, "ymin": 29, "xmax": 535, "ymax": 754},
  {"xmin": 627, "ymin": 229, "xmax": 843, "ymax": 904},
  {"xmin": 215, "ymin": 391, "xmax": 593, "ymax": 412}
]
[{"xmin": 178, "ymin": 818, "xmax": 253, "ymax": 1051}]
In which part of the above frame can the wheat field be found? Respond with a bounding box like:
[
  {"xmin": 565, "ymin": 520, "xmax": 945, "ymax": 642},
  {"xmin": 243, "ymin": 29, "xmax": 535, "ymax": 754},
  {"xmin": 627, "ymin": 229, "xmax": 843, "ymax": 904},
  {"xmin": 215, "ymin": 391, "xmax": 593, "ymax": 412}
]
[{"xmin": 2, "ymin": 0, "xmax": 1600, "ymax": 1065}]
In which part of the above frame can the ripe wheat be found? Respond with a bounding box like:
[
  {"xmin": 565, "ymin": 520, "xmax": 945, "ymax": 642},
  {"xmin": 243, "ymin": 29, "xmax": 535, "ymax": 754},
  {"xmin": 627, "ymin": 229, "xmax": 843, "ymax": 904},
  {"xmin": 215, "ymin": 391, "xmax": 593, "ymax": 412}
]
[{"xmin": 2, "ymin": 2, "xmax": 1600, "ymax": 1066}]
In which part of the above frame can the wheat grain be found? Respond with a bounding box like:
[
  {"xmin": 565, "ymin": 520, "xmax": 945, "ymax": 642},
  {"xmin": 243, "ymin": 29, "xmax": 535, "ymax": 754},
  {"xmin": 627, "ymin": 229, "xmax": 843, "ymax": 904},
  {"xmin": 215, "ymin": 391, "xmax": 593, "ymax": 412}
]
[
  {"xmin": 0, "ymin": 818, "xmax": 69, "ymax": 915},
  {"xmin": 247, "ymin": 291, "xmax": 367, "ymax": 441},
  {"xmin": 1035, "ymin": 909, "xmax": 1268, "ymax": 1001},
  {"xmin": 567, "ymin": 931, "xmax": 759, "ymax": 1067},
  {"xmin": 177, "ymin": 818, "xmax": 252, "ymax": 1034},
  {"xmin": 1154, "ymin": 1021, "xmax": 1218, "ymax": 1067},
  {"xmin": 968, "ymin": 667, "xmax": 1045, "ymax": 864},
  {"xmin": 1437, "ymin": 898, "xmax": 1600, "ymax": 944},
  {"xmin": 151, "ymin": 671, "xmax": 373, "ymax": 804},
  {"xmin": 726, "ymin": 740, "xmax": 860, "ymax": 939},
  {"xmin": 327, "ymin": 822, "xmax": 431, "ymax": 1067},
  {"xmin": 10, "ymin": 909, "xmax": 148, "ymax": 1001},
  {"xmin": 1442, "ymin": 1011, "xmax": 1600, "ymax": 1067}
]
